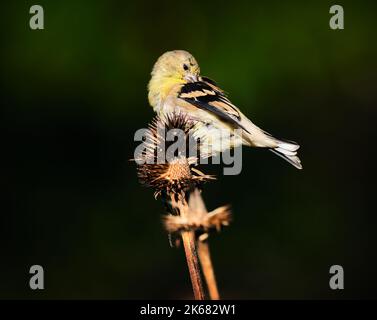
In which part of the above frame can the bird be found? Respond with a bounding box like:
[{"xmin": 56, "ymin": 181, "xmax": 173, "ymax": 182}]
[{"xmin": 147, "ymin": 50, "xmax": 302, "ymax": 169}]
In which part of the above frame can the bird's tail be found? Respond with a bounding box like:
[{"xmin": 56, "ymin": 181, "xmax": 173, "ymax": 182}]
[
  {"xmin": 240, "ymin": 118, "xmax": 302, "ymax": 169},
  {"xmin": 269, "ymin": 139, "xmax": 302, "ymax": 170}
]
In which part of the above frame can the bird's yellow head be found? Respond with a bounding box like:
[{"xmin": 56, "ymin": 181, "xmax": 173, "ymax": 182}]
[{"xmin": 148, "ymin": 50, "xmax": 200, "ymax": 110}]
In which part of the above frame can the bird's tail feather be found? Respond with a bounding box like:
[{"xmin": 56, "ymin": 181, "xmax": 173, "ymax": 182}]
[
  {"xmin": 239, "ymin": 117, "xmax": 302, "ymax": 169},
  {"xmin": 269, "ymin": 139, "xmax": 302, "ymax": 169}
]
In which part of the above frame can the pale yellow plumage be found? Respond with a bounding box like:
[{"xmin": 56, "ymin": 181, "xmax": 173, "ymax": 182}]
[{"xmin": 147, "ymin": 50, "xmax": 302, "ymax": 169}]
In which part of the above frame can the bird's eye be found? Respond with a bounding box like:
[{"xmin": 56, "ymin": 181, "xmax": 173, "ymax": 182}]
[{"xmin": 183, "ymin": 64, "xmax": 189, "ymax": 71}]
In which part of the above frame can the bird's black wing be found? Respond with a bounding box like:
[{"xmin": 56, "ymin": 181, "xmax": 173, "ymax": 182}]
[{"xmin": 178, "ymin": 79, "xmax": 249, "ymax": 133}]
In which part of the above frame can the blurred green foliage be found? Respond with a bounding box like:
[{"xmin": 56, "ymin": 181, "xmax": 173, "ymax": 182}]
[{"xmin": 1, "ymin": 0, "xmax": 377, "ymax": 299}]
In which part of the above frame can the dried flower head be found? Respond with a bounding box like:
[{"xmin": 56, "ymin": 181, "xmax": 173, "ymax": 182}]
[
  {"xmin": 164, "ymin": 204, "xmax": 232, "ymax": 233},
  {"xmin": 136, "ymin": 112, "xmax": 214, "ymax": 198}
]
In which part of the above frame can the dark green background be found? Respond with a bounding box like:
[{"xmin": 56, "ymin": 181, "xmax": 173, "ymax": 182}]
[{"xmin": 2, "ymin": 0, "xmax": 376, "ymax": 299}]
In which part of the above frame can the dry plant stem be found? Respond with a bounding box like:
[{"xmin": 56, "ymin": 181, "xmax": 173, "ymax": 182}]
[
  {"xmin": 172, "ymin": 194, "xmax": 205, "ymax": 300},
  {"xmin": 197, "ymin": 236, "xmax": 220, "ymax": 300},
  {"xmin": 181, "ymin": 230, "xmax": 205, "ymax": 300},
  {"xmin": 188, "ymin": 189, "xmax": 220, "ymax": 300}
]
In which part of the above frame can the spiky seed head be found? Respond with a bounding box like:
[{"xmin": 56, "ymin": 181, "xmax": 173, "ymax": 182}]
[{"xmin": 136, "ymin": 112, "xmax": 213, "ymax": 198}]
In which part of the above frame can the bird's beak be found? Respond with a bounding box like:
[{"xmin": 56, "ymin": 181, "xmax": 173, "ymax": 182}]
[{"xmin": 184, "ymin": 73, "xmax": 199, "ymax": 83}]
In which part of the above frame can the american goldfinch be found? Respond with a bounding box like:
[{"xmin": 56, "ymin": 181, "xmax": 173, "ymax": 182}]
[{"xmin": 148, "ymin": 50, "xmax": 302, "ymax": 169}]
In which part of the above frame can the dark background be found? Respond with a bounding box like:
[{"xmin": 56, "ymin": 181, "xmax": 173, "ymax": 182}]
[{"xmin": 1, "ymin": 0, "xmax": 376, "ymax": 299}]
